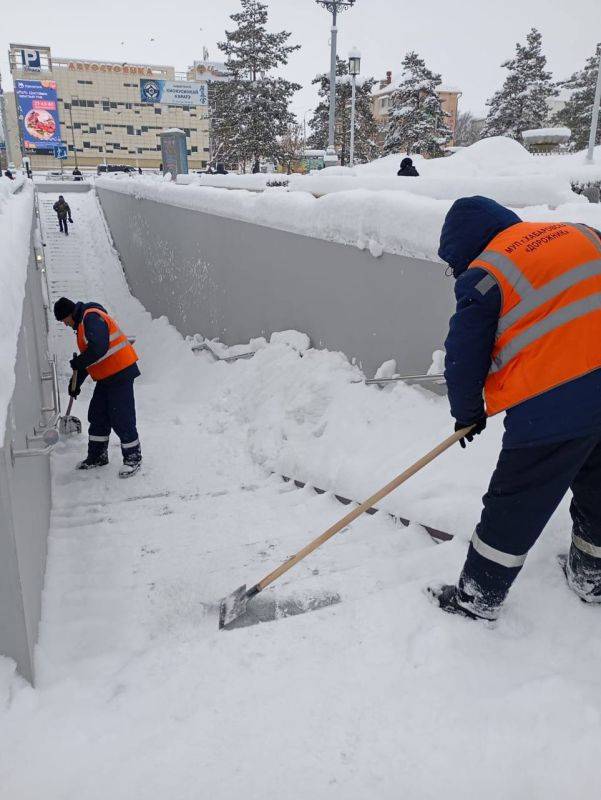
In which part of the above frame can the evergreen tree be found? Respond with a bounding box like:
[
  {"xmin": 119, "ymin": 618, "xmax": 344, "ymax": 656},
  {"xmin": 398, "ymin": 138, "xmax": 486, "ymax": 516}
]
[
  {"xmin": 383, "ymin": 51, "xmax": 452, "ymax": 157},
  {"xmin": 553, "ymin": 43, "xmax": 601, "ymax": 151},
  {"xmin": 483, "ymin": 28, "xmax": 556, "ymax": 141},
  {"xmin": 211, "ymin": 0, "xmax": 301, "ymax": 168},
  {"xmin": 454, "ymin": 111, "xmax": 485, "ymax": 147},
  {"xmin": 307, "ymin": 57, "xmax": 380, "ymax": 166}
]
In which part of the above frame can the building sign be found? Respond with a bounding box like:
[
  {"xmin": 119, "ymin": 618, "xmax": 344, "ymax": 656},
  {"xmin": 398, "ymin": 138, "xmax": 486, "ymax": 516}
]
[
  {"xmin": 191, "ymin": 61, "xmax": 231, "ymax": 83},
  {"xmin": 140, "ymin": 79, "xmax": 207, "ymax": 107},
  {"xmin": 67, "ymin": 61, "xmax": 154, "ymax": 75},
  {"xmin": 14, "ymin": 80, "xmax": 62, "ymax": 152},
  {"xmin": 19, "ymin": 48, "xmax": 41, "ymax": 71}
]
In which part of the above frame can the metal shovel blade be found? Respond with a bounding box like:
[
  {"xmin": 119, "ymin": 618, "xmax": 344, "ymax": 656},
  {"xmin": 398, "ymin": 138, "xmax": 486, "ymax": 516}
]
[
  {"xmin": 219, "ymin": 585, "xmax": 249, "ymax": 629},
  {"xmin": 59, "ymin": 415, "xmax": 82, "ymax": 436}
]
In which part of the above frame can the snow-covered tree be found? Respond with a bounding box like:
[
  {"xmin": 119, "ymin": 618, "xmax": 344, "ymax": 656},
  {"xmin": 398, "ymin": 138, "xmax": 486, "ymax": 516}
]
[
  {"xmin": 552, "ymin": 43, "xmax": 601, "ymax": 151},
  {"xmin": 211, "ymin": 0, "xmax": 301, "ymax": 168},
  {"xmin": 383, "ymin": 52, "xmax": 451, "ymax": 157},
  {"xmin": 279, "ymin": 123, "xmax": 304, "ymax": 173},
  {"xmin": 483, "ymin": 28, "xmax": 556, "ymax": 141},
  {"xmin": 454, "ymin": 111, "xmax": 485, "ymax": 147},
  {"xmin": 307, "ymin": 57, "xmax": 380, "ymax": 166}
]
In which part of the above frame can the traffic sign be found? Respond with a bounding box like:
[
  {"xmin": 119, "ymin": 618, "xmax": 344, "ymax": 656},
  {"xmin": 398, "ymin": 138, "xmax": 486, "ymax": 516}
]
[{"xmin": 53, "ymin": 145, "xmax": 68, "ymax": 160}]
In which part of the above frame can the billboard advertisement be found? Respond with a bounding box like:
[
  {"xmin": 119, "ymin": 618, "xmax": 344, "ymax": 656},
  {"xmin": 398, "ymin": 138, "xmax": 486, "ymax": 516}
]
[
  {"xmin": 140, "ymin": 79, "xmax": 207, "ymax": 107},
  {"xmin": 14, "ymin": 79, "xmax": 62, "ymax": 152}
]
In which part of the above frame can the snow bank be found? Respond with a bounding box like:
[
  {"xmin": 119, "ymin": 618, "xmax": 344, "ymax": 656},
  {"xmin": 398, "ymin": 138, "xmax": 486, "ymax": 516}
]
[
  {"xmin": 0, "ymin": 178, "xmax": 34, "ymax": 439},
  {"xmin": 97, "ymin": 174, "xmax": 451, "ymax": 262}
]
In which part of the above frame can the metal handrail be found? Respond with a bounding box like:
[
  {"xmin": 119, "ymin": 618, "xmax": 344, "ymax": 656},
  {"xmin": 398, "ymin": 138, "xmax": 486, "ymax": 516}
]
[{"xmin": 365, "ymin": 373, "xmax": 446, "ymax": 386}]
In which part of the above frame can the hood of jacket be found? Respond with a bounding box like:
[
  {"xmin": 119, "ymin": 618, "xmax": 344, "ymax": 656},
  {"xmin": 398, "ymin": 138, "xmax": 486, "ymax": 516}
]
[
  {"xmin": 438, "ymin": 196, "xmax": 521, "ymax": 278},
  {"xmin": 72, "ymin": 301, "xmax": 108, "ymax": 327}
]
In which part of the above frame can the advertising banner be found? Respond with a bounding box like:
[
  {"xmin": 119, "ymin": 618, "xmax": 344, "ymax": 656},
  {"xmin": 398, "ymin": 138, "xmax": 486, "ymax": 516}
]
[
  {"xmin": 140, "ymin": 79, "xmax": 208, "ymax": 107},
  {"xmin": 14, "ymin": 80, "xmax": 62, "ymax": 152}
]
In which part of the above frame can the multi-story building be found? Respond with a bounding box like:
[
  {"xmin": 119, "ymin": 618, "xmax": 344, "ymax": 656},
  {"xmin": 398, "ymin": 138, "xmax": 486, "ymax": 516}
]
[
  {"xmin": 5, "ymin": 43, "xmax": 213, "ymax": 170},
  {"xmin": 371, "ymin": 70, "xmax": 462, "ymax": 150}
]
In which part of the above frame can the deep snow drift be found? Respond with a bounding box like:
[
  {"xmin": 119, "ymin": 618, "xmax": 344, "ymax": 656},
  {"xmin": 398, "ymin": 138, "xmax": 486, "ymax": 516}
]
[{"xmin": 1, "ymin": 187, "xmax": 601, "ymax": 799}]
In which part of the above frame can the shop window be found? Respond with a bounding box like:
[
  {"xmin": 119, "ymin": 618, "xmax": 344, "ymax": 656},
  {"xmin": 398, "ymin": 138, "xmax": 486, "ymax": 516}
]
[
  {"xmin": 154, "ymin": 107, "xmax": 162, "ymax": 114},
  {"xmin": 127, "ymin": 125, "xmax": 134, "ymax": 135}
]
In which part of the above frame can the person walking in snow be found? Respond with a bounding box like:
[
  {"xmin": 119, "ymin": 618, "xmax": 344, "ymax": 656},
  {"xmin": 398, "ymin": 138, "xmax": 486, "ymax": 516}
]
[
  {"xmin": 53, "ymin": 195, "xmax": 73, "ymax": 235},
  {"xmin": 53, "ymin": 297, "xmax": 142, "ymax": 478},
  {"xmin": 430, "ymin": 195, "xmax": 601, "ymax": 620},
  {"xmin": 397, "ymin": 157, "xmax": 419, "ymax": 177}
]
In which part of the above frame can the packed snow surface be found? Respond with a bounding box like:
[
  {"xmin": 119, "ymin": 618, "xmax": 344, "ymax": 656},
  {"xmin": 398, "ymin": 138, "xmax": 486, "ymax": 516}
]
[
  {"xmin": 1, "ymin": 186, "xmax": 601, "ymax": 798},
  {"xmin": 0, "ymin": 177, "xmax": 34, "ymax": 438}
]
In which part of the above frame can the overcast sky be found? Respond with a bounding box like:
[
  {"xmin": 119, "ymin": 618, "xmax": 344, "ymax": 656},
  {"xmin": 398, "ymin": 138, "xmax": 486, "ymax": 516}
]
[{"xmin": 2, "ymin": 0, "xmax": 600, "ymax": 120}]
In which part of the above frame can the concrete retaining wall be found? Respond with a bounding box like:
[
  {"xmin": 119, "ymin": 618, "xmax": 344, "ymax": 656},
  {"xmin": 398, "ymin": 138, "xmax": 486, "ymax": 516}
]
[
  {"xmin": 97, "ymin": 187, "xmax": 454, "ymax": 378},
  {"xmin": 0, "ymin": 201, "xmax": 54, "ymax": 683}
]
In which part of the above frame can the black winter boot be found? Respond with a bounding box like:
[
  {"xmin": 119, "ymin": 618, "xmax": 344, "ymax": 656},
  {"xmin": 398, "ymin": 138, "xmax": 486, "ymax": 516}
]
[
  {"xmin": 565, "ymin": 543, "xmax": 601, "ymax": 603},
  {"xmin": 428, "ymin": 583, "xmax": 498, "ymax": 621},
  {"xmin": 76, "ymin": 450, "xmax": 109, "ymax": 470}
]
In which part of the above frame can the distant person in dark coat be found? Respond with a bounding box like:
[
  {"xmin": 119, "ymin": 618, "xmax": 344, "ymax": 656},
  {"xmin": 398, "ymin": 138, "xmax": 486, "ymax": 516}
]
[
  {"xmin": 4, "ymin": 169, "xmax": 14, "ymax": 180},
  {"xmin": 72, "ymin": 167, "xmax": 83, "ymax": 181},
  {"xmin": 252, "ymin": 160, "xmax": 260, "ymax": 174},
  {"xmin": 215, "ymin": 163, "xmax": 228, "ymax": 175},
  {"xmin": 397, "ymin": 157, "xmax": 419, "ymax": 177},
  {"xmin": 53, "ymin": 195, "xmax": 73, "ymax": 235}
]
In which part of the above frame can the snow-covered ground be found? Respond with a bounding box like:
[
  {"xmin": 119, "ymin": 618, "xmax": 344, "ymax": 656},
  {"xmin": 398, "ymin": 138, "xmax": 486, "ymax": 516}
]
[
  {"xmin": 98, "ymin": 138, "xmax": 601, "ymax": 264},
  {"xmin": 1, "ymin": 184, "xmax": 601, "ymax": 798}
]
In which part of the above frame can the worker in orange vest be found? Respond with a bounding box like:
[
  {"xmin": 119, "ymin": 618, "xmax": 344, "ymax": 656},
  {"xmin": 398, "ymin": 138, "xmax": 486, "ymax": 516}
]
[
  {"xmin": 54, "ymin": 297, "xmax": 142, "ymax": 478},
  {"xmin": 429, "ymin": 196, "xmax": 601, "ymax": 620}
]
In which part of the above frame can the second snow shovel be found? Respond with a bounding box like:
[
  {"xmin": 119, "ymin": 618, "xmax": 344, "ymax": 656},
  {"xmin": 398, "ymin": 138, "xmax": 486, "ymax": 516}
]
[
  {"xmin": 219, "ymin": 426, "xmax": 473, "ymax": 629},
  {"xmin": 58, "ymin": 366, "xmax": 82, "ymax": 436}
]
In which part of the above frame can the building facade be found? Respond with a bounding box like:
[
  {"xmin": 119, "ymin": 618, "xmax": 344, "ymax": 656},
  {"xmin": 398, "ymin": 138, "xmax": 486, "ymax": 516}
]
[
  {"xmin": 371, "ymin": 70, "xmax": 461, "ymax": 150},
  {"xmin": 5, "ymin": 43, "xmax": 212, "ymax": 170}
]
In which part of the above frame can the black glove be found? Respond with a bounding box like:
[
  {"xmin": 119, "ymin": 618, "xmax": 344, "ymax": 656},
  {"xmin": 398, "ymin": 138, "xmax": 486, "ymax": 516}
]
[
  {"xmin": 455, "ymin": 416, "xmax": 487, "ymax": 449},
  {"xmin": 70, "ymin": 355, "xmax": 82, "ymax": 371},
  {"xmin": 68, "ymin": 380, "xmax": 81, "ymax": 399}
]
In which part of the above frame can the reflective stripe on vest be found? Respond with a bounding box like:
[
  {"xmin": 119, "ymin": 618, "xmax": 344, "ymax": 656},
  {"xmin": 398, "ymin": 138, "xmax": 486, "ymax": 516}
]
[
  {"xmin": 471, "ymin": 530, "xmax": 528, "ymax": 569},
  {"xmin": 468, "ymin": 222, "xmax": 601, "ymax": 415},
  {"xmin": 77, "ymin": 308, "xmax": 138, "ymax": 381}
]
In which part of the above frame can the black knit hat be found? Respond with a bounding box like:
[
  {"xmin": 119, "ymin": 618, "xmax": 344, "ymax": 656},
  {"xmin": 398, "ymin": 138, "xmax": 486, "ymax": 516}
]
[{"xmin": 53, "ymin": 297, "xmax": 76, "ymax": 321}]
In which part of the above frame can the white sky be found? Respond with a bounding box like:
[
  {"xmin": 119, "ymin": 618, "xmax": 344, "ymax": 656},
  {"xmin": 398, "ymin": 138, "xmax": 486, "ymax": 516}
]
[{"xmin": 2, "ymin": 0, "xmax": 600, "ymax": 121}]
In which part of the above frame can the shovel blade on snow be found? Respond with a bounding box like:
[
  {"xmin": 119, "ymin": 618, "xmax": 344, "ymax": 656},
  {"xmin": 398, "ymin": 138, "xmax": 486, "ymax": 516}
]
[
  {"xmin": 59, "ymin": 415, "xmax": 82, "ymax": 436},
  {"xmin": 219, "ymin": 585, "xmax": 249, "ymax": 629}
]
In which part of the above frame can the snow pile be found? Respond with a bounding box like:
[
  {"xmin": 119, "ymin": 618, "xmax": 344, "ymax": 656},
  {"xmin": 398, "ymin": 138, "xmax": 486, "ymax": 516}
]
[
  {"xmin": 98, "ymin": 165, "xmax": 601, "ymax": 265},
  {"xmin": 171, "ymin": 138, "xmax": 596, "ymax": 208},
  {"xmin": 0, "ymin": 178, "xmax": 34, "ymax": 438},
  {"xmin": 98, "ymin": 173, "xmax": 452, "ymax": 261}
]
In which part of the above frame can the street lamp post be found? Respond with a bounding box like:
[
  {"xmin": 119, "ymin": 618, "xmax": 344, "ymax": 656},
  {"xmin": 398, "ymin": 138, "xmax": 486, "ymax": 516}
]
[
  {"xmin": 586, "ymin": 48, "xmax": 601, "ymax": 163},
  {"xmin": 348, "ymin": 47, "xmax": 361, "ymax": 168},
  {"xmin": 316, "ymin": 0, "xmax": 356, "ymax": 164}
]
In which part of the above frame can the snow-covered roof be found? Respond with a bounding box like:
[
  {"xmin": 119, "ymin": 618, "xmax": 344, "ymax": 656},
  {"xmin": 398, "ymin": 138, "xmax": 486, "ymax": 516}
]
[
  {"xmin": 372, "ymin": 75, "xmax": 461, "ymax": 98},
  {"xmin": 522, "ymin": 127, "xmax": 571, "ymax": 142}
]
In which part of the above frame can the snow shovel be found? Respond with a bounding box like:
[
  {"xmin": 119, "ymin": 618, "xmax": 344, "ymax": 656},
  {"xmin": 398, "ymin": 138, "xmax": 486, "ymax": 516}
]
[
  {"xmin": 219, "ymin": 425, "xmax": 473, "ymax": 629},
  {"xmin": 58, "ymin": 365, "xmax": 82, "ymax": 436}
]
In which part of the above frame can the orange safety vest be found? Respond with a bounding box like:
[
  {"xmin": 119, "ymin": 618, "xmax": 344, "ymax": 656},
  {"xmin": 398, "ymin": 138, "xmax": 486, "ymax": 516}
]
[
  {"xmin": 77, "ymin": 307, "xmax": 138, "ymax": 381},
  {"xmin": 468, "ymin": 221, "xmax": 601, "ymax": 416}
]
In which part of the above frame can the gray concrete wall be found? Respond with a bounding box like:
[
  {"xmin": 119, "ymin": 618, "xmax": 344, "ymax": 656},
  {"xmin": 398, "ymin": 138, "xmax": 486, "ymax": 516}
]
[
  {"xmin": 97, "ymin": 187, "xmax": 454, "ymax": 378},
  {"xmin": 0, "ymin": 202, "xmax": 53, "ymax": 683}
]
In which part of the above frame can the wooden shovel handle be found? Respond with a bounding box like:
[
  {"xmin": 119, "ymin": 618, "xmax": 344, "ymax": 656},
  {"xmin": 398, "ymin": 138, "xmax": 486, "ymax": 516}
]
[{"xmin": 257, "ymin": 427, "xmax": 473, "ymax": 592}]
